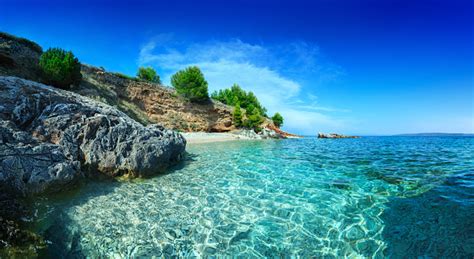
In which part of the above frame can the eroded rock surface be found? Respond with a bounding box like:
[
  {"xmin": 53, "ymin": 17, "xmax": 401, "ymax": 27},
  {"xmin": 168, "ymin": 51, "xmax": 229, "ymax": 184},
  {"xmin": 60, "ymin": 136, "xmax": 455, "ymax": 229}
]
[{"xmin": 0, "ymin": 76, "xmax": 186, "ymax": 195}]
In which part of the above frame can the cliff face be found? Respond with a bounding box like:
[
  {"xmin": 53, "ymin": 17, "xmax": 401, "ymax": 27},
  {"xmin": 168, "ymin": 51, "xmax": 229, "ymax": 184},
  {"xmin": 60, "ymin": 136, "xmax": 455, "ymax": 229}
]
[
  {"xmin": 78, "ymin": 65, "xmax": 235, "ymax": 132},
  {"xmin": 0, "ymin": 32, "xmax": 42, "ymax": 81},
  {"xmin": 0, "ymin": 32, "xmax": 236, "ymax": 133}
]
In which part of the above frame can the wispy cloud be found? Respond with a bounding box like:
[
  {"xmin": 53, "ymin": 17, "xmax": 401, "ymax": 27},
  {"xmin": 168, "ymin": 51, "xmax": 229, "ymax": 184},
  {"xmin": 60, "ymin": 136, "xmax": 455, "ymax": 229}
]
[{"xmin": 138, "ymin": 36, "xmax": 349, "ymax": 134}]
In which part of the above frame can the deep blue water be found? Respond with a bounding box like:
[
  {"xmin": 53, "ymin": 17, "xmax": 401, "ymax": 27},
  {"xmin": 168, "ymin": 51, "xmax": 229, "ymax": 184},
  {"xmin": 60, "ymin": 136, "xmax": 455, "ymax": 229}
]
[{"xmin": 30, "ymin": 136, "xmax": 474, "ymax": 257}]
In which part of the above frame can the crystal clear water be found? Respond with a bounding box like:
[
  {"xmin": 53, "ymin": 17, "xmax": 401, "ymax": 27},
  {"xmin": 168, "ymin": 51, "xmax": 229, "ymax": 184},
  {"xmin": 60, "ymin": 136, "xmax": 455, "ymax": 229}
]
[{"xmin": 29, "ymin": 136, "xmax": 474, "ymax": 258}]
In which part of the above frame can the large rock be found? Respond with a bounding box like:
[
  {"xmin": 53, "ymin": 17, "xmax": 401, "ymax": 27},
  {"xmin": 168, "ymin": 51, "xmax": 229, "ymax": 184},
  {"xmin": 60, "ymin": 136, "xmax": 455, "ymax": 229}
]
[
  {"xmin": 260, "ymin": 128, "xmax": 284, "ymax": 139},
  {"xmin": 0, "ymin": 120, "xmax": 81, "ymax": 195},
  {"xmin": 0, "ymin": 76, "xmax": 186, "ymax": 195}
]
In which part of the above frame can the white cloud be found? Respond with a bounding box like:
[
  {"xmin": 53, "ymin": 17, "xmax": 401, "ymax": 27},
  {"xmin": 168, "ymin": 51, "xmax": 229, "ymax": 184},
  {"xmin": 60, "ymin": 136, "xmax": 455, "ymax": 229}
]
[{"xmin": 138, "ymin": 37, "xmax": 349, "ymax": 135}]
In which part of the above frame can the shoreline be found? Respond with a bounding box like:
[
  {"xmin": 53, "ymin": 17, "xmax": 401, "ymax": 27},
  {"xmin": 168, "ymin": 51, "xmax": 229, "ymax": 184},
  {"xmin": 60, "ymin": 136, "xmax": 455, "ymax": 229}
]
[
  {"xmin": 181, "ymin": 132, "xmax": 257, "ymax": 144},
  {"xmin": 181, "ymin": 132, "xmax": 241, "ymax": 144},
  {"xmin": 181, "ymin": 132, "xmax": 303, "ymax": 144}
]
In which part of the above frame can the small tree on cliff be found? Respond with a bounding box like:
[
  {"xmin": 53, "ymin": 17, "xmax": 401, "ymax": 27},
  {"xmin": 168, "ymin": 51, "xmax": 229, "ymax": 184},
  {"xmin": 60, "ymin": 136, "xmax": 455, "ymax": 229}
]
[
  {"xmin": 39, "ymin": 48, "xmax": 82, "ymax": 89},
  {"xmin": 244, "ymin": 108, "xmax": 264, "ymax": 132},
  {"xmin": 137, "ymin": 66, "xmax": 161, "ymax": 84},
  {"xmin": 272, "ymin": 112, "xmax": 284, "ymax": 128},
  {"xmin": 171, "ymin": 66, "xmax": 209, "ymax": 102},
  {"xmin": 233, "ymin": 103, "xmax": 243, "ymax": 127}
]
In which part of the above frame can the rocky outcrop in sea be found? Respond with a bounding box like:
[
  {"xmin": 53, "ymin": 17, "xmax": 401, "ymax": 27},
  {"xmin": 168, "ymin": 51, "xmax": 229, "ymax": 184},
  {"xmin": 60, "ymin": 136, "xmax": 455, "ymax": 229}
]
[
  {"xmin": 317, "ymin": 133, "xmax": 360, "ymax": 139},
  {"xmin": 0, "ymin": 76, "xmax": 186, "ymax": 195}
]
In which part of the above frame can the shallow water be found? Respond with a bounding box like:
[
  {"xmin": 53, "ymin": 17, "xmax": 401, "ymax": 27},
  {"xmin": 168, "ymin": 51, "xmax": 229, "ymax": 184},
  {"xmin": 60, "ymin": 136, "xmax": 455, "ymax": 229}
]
[{"xmin": 30, "ymin": 136, "xmax": 474, "ymax": 257}]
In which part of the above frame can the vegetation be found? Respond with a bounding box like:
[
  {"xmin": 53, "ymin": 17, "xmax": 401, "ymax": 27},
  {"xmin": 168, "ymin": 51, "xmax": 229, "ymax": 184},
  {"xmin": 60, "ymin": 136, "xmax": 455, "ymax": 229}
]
[
  {"xmin": 243, "ymin": 108, "xmax": 264, "ymax": 132},
  {"xmin": 233, "ymin": 103, "xmax": 243, "ymax": 127},
  {"xmin": 0, "ymin": 32, "xmax": 42, "ymax": 53},
  {"xmin": 137, "ymin": 66, "xmax": 161, "ymax": 84},
  {"xmin": 171, "ymin": 66, "xmax": 209, "ymax": 102},
  {"xmin": 113, "ymin": 72, "xmax": 140, "ymax": 82},
  {"xmin": 211, "ymin": 84, "xmax": 269, "ymax": 131},
  {"xmin": 271, "ymin": 112, "xmax": 284, "ymax": 127},
  {"xmin": 39, "ymin": 48, "xmax": 82, "ymax": 89},
  {"xmin": 211, "ymin": 84, "xmax": 267, "ymax": 116}
]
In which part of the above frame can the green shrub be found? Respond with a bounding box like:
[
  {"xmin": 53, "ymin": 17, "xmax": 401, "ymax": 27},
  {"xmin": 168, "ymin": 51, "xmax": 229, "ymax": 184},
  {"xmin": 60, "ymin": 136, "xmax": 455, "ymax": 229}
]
[
  {"xmin": 271, "ymin": 112, "xmax": 284, "ymax": 127},
  {"xmin": 171, "ymin": 66, "xmax": 209, "ymax": 102},
  {"xmin": 211, "ymin": 84, "xmax": 267, "ymax": 116},
  {"xmin": 244, "ymin": 108, "xmax": 264, "ymax": 131},
  {"xmin": 233, "ymin": 103, "xmax": 243, "ymax": 127},
  {"xmin": 39, "ymin": 48, "xmax": 82, "ymax": 89},
  {"xmin": 137, "ymin": 66, "xmax": 161, "ymax": 83}
]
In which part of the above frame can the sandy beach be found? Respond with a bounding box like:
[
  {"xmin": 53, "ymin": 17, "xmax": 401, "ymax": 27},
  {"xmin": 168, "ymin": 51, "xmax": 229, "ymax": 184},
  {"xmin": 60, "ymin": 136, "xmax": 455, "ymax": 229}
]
[{"xmin": 181, "ymin": 132, "xmax": 242, "ymax": 144}]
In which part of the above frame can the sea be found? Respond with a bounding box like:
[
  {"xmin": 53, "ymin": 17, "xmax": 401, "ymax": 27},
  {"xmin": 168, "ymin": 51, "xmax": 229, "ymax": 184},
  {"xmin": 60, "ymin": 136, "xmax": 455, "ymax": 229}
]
[{"xmin": 29, "ymin": 136, "xmax": 474, "ymax": 258}]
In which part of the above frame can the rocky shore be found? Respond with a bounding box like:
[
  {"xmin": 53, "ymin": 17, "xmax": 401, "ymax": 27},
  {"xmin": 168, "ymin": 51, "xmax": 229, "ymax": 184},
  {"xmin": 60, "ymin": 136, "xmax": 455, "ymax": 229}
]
[
  {"xmin": 0, "ymin": 76, "xmax": 186, "ymax": 254},
  {"xmin": 0, "ymin": 76, "xmax": 186, "ymax": 193},
  {"xmin": 0, "ymin": 32, "xmax": 296, "ymax": 255},
  {"xmin": 317, "ymin": 133, "xmax": 360, "ymax": 139}
]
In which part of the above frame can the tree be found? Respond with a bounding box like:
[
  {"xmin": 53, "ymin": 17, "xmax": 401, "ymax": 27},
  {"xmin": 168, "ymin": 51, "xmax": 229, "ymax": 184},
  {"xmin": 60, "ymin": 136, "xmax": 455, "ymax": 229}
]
[
  {"xmin": 171, "ymin": 66, "xmax": 209, "ymax": 102},
  {"xmin": 210, "ymin": 84, "xmax": 267, "ymax": 116},
  {"xmin": 233, "ymin": 103, "xmax": 243, "ymax": 127},
  {"xmin": 137, "ymin": 66, "xmax": 161, "ymax": 83},
  {"xmin": 272, "ymin": 112, "xmax": 284, "ymax": 127},
  {"xmin": 39, "ymin": 48, "xmax": 82, "ymax": 89},
  {"xmin": 244, "ymin": 108, "xmax": 264, "ymax": 131}
]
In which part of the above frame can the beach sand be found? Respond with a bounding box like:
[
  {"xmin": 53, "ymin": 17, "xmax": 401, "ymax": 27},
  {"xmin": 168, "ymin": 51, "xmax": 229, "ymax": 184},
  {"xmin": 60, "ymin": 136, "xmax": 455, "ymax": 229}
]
[
  {"xmin": 182, "ymin": 132, "xmax": 302, "ymax": 144},
  {"xmin": 181, "ymin": 132, "xmax": 242, "ymax": 144}
]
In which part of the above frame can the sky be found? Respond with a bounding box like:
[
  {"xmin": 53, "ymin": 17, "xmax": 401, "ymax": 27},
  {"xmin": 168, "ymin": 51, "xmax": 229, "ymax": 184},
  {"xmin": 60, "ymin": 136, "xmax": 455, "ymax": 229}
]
[{"xmin": 1, "ymin": 0, "xmax": 473, "ymax": 135}]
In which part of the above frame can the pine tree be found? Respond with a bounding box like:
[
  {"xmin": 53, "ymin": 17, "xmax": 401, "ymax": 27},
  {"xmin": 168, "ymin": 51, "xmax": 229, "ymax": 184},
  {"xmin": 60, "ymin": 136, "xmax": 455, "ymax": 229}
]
[
  {"xmin": 171, "ymin": 66, "xmax": 209, "ymax": 102},
  {"xmin": 272, "ymin": 112, "xmax": 284, "ymax": 127},
  {"xmin": 233, "ymin": 103, "xmax": 243, "ymax": 127}
]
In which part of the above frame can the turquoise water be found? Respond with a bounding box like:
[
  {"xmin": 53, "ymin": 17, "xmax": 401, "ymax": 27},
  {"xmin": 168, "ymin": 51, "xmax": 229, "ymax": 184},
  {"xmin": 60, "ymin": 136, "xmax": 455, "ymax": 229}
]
[{"xmin": 30, "ymin": 137, "xmax": 474, "ymax": 257}]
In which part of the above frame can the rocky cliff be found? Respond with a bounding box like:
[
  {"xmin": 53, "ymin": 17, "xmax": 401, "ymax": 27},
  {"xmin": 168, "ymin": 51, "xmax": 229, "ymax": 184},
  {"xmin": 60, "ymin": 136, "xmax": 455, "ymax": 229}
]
[
  {"xmin": 0, "ymin": 32, "xmax": 42, "ymax": 81},
  {"xmin": 0, "ymin": 32, "xmax": 236, "ymax": 133},
  {"xmin": 78, "ymin": 65, "xmax": 235, "ymax": 132}
]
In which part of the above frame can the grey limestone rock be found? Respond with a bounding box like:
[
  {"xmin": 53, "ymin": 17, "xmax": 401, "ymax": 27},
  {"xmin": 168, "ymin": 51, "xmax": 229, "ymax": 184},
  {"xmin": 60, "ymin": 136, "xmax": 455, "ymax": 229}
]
[{"xmin": 0, "ymin": 76, "xmax": 186, "ymax": 195}]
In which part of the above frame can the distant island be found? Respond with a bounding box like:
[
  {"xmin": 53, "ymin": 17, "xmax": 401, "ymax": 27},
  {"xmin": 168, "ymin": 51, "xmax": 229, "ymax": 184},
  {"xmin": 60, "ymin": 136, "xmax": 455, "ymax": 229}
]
[{"xmin": 395, "ymin": 133, "xmax": 474, "ymax": 137}]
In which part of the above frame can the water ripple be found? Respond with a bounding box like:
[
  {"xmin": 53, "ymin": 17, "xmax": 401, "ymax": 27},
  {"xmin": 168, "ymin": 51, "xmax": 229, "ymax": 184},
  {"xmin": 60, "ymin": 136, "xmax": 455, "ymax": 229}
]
[{"xmin": 31, "ymin": 136, "xmax": 474, "ymax": 257}]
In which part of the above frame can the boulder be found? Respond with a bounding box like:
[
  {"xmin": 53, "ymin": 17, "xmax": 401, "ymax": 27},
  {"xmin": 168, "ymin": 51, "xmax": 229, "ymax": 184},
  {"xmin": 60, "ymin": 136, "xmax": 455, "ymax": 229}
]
[
  {"xmin": 260, "ymin": 128, "xmax": 284, "ymax": 139},
  {"xmin": 0, "ymin": 76, "xmax": 186, "ymax": 195},
  {"xmin": 233, "ymin": 129, "xmax": 262, "ymax": 139},
  {"xmin": 0, "ymin": 120, "xmax": 81, "ymax": 195}
]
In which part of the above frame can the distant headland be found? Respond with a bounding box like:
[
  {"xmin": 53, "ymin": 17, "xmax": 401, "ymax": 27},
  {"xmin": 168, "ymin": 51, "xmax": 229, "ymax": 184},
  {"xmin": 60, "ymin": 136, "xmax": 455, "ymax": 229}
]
[{"xmin": 395, "ymin": 133, "xmax": 474, "ymax": 137}]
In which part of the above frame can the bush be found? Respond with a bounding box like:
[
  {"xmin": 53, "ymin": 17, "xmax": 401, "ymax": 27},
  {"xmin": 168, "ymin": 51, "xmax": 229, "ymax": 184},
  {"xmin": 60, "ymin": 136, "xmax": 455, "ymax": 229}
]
[
  {"xmin": 211, "ymin": 84, "xmax": 267, "ymax": 116},
  {"xmin": 244, "ymin": 108, "xmax": 264, "ymax": 131},
  {"xmin": 233, "ymin": 103, "xmax": 243, "ymax": 127},
  {"xmin": 137, "ymin": 66, "xmax": 161, "ymax": 83},
  {"xmin": 39, "ymin": 48, "xmax": 82, "ymax": 89},
  {"xmin": 272, "ymin": 112, "xmax": 284, "ymax": 127},
  {"xmin": 171, "ymin": 66, "xmax": 209, "ymax": 102}
]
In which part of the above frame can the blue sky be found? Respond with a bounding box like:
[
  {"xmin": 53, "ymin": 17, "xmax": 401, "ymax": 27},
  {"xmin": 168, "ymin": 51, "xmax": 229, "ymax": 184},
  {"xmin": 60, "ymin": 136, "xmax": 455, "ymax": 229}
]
[{"xmin": 1, "ymin": 0, "xmax": 473, "ymax": 135}]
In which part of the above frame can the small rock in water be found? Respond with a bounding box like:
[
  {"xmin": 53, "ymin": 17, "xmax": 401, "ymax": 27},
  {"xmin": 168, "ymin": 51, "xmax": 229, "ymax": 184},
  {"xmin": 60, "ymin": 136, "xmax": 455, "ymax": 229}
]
[{"xmin": 345, "ymin": 225, "xmax": 365, "ymax": 241}]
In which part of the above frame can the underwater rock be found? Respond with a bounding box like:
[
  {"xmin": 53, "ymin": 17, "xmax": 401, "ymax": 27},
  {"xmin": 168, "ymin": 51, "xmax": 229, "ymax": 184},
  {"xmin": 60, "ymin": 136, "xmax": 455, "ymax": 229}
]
[{"xmin": 0, "ymin": 189, "xmax": 45, "ymax": 257}]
